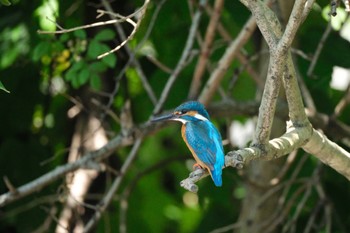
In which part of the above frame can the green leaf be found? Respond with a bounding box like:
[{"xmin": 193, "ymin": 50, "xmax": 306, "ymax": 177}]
[
  {"xmin": 33, "ymin": 41, "xmax": 51, "ymax": 61},
  {"xmin": 59, "ymin": 33, "xmax": 70, "ymax": 42},
  {"xmin": 71, "ymin": 75, "xmax": 80, "ymax": 89},
  {"xmin": 78, "ymin": 68, "xmax": 90, "ymax": 85},
  {"xmin": 70, "ymin": 60, "xmax": 85, "ymax": 71},
  {"xmin": 94, "ymin": 29, "xmax": 116, "ymax": 41},
  {"xmin": 0, "ymin": 81, "xmax": 10, "ymax": 93},
  {"xmin": 0, "ymin": 0, "xmax": 11, "ymax": 6},
  {"xmin": 52, "ymin": 41, "xmax": 65, "ymax": 53},
  {"xmin": 90, "ymin": 62, "xmax": 107, "ymax": 72},
  {"xmin": 87, "ymin": 40, "xmax": 110, "ymax": 59},
  {"xmin": 65, "ymin": 61, "xmax": 85, "ymax": 81},
  {"xmin": 90, "ymin": 73, "xmax": 101, "ymax": 90},
  {"xmin": 65, "ymin": 67, "xmax": 77, "ymax": 81},
  {"xmin": 73, "ymin": 30, "xmax": 87, "ymax": 39},
  {"xmin": 101, "ymin": 54, "xmax": 117, "ymax": 68}
]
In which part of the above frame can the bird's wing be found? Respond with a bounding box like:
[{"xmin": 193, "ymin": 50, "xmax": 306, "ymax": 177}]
[{"xmin": 184, "ymin": 121, "xmax": 224, "ymax": 170}]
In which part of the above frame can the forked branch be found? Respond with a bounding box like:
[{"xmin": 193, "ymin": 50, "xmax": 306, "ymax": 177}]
[{"xmin": 38, "ymin": 0, "xmax": 150, "ymax": 59}]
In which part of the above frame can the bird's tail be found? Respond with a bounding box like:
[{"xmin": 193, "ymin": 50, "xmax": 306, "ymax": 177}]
[{"xmin": 210, "ymin": 166, "xmax": 222, "ymax": 187}]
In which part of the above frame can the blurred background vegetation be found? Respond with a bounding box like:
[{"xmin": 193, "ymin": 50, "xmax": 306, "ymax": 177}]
[{"xmin": 0, "ymin": 0, "xmax": 350, "ymax": 232}]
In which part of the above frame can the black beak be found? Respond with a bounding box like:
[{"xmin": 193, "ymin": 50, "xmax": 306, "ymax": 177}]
[{"xmin": 151, "ymin": 113, "xmax": 175, "ymax": 122}]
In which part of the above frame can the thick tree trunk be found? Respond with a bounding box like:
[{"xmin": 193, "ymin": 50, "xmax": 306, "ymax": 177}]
[{"xmin": 56, "ymin": 90, "xmax": 108, "ymax": 233}]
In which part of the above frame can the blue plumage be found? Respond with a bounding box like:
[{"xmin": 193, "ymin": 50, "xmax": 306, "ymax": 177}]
[
  {"xmin": 183, "ymin": 120, "xmax": 224, "ymax": 186},
  {"xmin": 152, "ymin": 101, "xmax": 225, "ymax": 187}
]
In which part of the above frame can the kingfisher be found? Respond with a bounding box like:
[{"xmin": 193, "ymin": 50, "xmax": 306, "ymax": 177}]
[{"xmin": 152, "ymin": 101, "xmax": 225, "ymax": 186}]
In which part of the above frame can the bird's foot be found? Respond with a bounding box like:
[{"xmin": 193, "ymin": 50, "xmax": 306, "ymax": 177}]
[{"xmin": 192, "ymin": 163, "xmax": 203, "ymax": 171}]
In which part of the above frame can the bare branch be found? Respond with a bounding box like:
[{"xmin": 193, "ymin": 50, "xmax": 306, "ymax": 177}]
[
  {"xmin": 278, "ymin": 0, "xmax": 308, "ymax": 53},
  {"xmin": 38, "ymin": 0, "xmax": 150, "ymax": 59},
  {"xmin": 0, "ymin": 133, "xmax": 134, "ymax": 207},
  {"xmin": 284, "ymin": 53, "xmax": 309, "ymax": 125},
  {"xmin": 101, "ymin": 0, "xmax": 158, "ymax": 105},
  {"xmin": 180, "ymin": 123, "xmax": 313, "ymax": 192},
  {"xmin": 83, "ymin": 138, "xmax": 143, "ymax": 232},
  {"xmin": 243, "ymin": 0, "xmax": 278, "ymax": 48},
  {"xmin": 153, "ymin": 0, "xmax": 208, "ymax": 115},
  {"xmin": 303, "ymin": 129, "xmax": 350, "ymax": 179},
  {"xmin": 307, "ymin": 21, "xmax": 333, "ymax": 77},
  {"xmin": 199, "ymin": 15, "xmax": 257, "ymax": 105},
  {"xmin": 189, "ymin": 0, "xmax": 225, "ymax": 99}
]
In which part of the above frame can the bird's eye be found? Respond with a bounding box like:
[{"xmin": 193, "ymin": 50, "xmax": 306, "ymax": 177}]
[{"xmin": 175, "ymin": 110, "xmax": 187, "ymax": 115}]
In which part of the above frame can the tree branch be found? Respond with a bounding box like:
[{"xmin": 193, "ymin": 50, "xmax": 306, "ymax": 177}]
[
  {"xmin": 152, "ymin": 0, "xmax": 208, "ymax": 115},
  {"xmin": 83, "ymin": 138, "xmax": 143, "ymax": 233},
  {"xmin": 189, "ymin": 0, "xmax": 225, "ymax": 99},
  {"xmin": 180, "ymin": 122, "xmax": 313, "ymax": 192},
  {"xmin": 181, "ymin": 0, "xmax": 350, "ymax": 192},
  {"xmin": 303, "ymin": 129, "xmax": 350, "ymax": 179},
  {"xmin": 0, "ymin": 133, "xmax": 134, "ymax": 207},
  {"xmin": 199, "ymin": 15, "xmax": 257, "ymax": 105},
  {"xmin": 38, "ymin": 0, "xmax": 150, "ymax": 59}
]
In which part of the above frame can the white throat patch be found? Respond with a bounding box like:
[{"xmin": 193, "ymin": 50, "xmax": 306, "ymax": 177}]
[
  {"xmin": 172, "ymin": 118, "xmax": 187, "ymax": 124},
  {"xmin": 194, "ymin": 113, "xmax": 208, "ymax": 121}
]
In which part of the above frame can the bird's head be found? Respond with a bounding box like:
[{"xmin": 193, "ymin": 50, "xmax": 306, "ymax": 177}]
[{"xmin": 151, "ymin": 101, "xmax": 210, "ymax": 124}]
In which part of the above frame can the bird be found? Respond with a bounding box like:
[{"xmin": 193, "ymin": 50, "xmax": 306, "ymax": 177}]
[{"xmin": 151, "ymin": 101, "xmax": 225, "ymax": 186}]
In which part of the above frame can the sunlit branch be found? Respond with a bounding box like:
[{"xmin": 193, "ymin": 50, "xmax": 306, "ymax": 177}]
[
  {"xmin": 38, "ymin": 0, "xmax": 150, "ymax": 59},
  {"xmin": 180, "ymin": 123, "xmax": 313, "ymax": 193}
]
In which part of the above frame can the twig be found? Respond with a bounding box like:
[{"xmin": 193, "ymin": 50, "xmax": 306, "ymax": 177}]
[
  {"xmin": 0, "ymin": 132, "xmax": 135, "ymax": 207},
  {"xmin": 40, "ymin": 206, "xmax": 69, "ymax": 232},
  {"xmin": 301, "ymin": 0, "xmax": 317, "ymax": 22},
  {"xmin": 263, "ymin": 183, "xmax": 309, "ymax": 232},
  {"xmin": 152, "ymin": 0, "xmax": 208, "ymax": 115},
  {"xmin": 278, "ymin": 0, "xmax": 308, "ymax": 53},
  {"xmin": 38, "ymin": 17, "xmax": 131, "ymax": 35},
  {"xmin": 146, "ymin": 55, "xmax": 172, "ymax": 74},
  {"xmin": 94, "ymin": 9, "xmax": 139, "ymax": 59},
  {"xmin": 212, "ymin": 10, "xmax": 266, "ymax": 90},
  {"xmin": 209, "ymin": 222, "xmax": 243, "ymax": 233},
  {"xmin": 282, "ymin": 163, "xmax": 321, "ymax": 232},
  {"xmin": 83, "ymin": 137, "xmax": 143, "ymax": 232},
  {"xmin": 38, "ymin": 0, "xmax": 150, "ymax": 59},
  {"xmin": 235, "ymin": 51, "xmax": 265, "ymax": 89},
  {"xmin": 269, "ymin": 150, "xmax": 298, "ymax": 185},
  {"xmin": 333, "ymin": 83, "xmax": 350, "ymax": 117},
  {"xmin": 307, "ymin": 20, "xmax": 333, "ymax": 77},
  {"xmin": 100, "ymin": 0, "xmax": 164, "ymax": 107},
  {"xmin": 315, "ymin": 183, "xmax": 332, "ymax": 233},
  {"xmin": 189, "ymin": 0, "xmax": 225, "ymax": 99},
  {"xmin": 296, "ymin": 68, "xmax": 317, "ymax": 113},
  {"xmin": 119, "ymin": 156, "xmax": 186, "ymax": 233},
  {"xmin": 3, "ymin": 176, "xmax": 18, "ymax": 194},
  {"xmin": 32, "ymin": 206, "xmax": 57, "ymax": 233},
  {"xmin": 91, "ymin": 98, "xmax": 120, "ymax": 123},
  {"xmin": 199, "ymin": 14, "xmax": 258, "ymax": 105}
]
